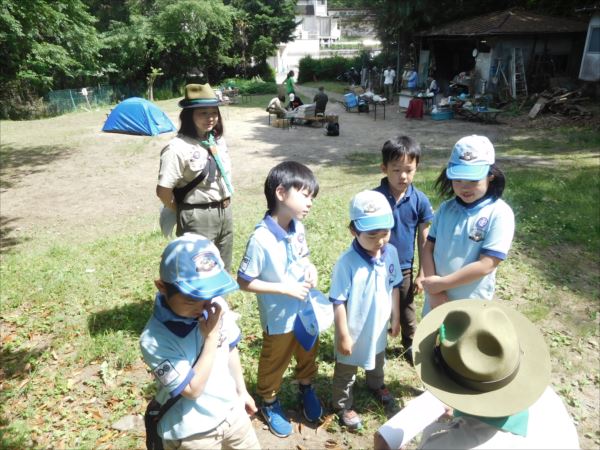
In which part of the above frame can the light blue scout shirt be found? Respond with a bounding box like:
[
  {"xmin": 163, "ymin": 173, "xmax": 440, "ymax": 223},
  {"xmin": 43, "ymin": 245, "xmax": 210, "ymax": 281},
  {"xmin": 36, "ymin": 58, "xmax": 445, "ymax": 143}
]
[
  {"xmin": 375, "ymin": 179, "xmax": 434, "ymax": 270},
  {"xmin": 140, "ymin": 294, "xmax": 241, "ymax": 440},
  {"xmin": 329, "ymin": 240, "xmax": 401, "ymax": 370},
  {"xmin": 423, "ymin": 196, "xmax": 515, "ymax": 315},
  {"xmin": 238, "ymin": 214, "xmax": 310, "ymax": 334}
]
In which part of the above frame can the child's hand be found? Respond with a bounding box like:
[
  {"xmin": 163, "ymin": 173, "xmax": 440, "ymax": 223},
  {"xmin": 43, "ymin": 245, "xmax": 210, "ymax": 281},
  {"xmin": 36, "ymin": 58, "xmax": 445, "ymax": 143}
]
[
  {"xmin": 304, "ymin": 263, "xmax": 318, "ymax": 288},
  {"xmin": 413, "ymin": 273, "xmax": 425, "ymax": 294},
  {"xmin": 241, "ymin": 391, "xmax": 258, "ymax": 417},
  {"xmin": 422, "ymin": 275, "xmax": 446, "ymax": 295},
  {"xmin": 429, "ymin": 292, "xmax": 449, "ymax": 310},
  {"xmin": 284, "ymin": 281, "xmax": 311, "ymax": 301},
  {"xmin": 198, "ymin": 301, "xmax": 223, "ymax": 339},
  {"xmin": 337, "ymin": 334, "xmax": 353, "ymax": 355}
]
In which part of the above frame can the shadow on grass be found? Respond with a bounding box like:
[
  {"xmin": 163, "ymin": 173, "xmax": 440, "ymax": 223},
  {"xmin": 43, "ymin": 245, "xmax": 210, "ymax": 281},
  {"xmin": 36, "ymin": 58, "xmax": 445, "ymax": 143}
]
[
  {"xmin": 0, "ymin": 344, "xmax": 49, "ymax": 381},
  {"xmin": 0, "ymin": 215, "xmax": 29, "ymax": 253},
  {"xmin": 88, "ymin": 299, "xmax": 153, "ymax": 337},
  {"xmin": 0, "ymin": 143, "xmax": 73, "ymax": 190}
]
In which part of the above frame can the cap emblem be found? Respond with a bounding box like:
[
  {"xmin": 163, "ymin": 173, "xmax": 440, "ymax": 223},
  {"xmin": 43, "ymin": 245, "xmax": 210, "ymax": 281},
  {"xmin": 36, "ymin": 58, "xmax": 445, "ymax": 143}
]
[
  {"xmin": 363, "ymin": 202, "xmax": 379, "ymax": 214},
  {"xmin": 193, "ymin": 252, "xmax": 218, "ymax": 273},
  {"xmin": 460, "ymin": 151, "xmax": 477, "ymax": 161}
]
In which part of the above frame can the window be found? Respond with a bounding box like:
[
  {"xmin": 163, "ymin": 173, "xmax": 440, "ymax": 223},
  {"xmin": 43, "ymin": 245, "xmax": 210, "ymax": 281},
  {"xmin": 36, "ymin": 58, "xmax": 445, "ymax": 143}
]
[{"xmin": 588, "ymin": 27, "xmax": 600, "ymax": 53}]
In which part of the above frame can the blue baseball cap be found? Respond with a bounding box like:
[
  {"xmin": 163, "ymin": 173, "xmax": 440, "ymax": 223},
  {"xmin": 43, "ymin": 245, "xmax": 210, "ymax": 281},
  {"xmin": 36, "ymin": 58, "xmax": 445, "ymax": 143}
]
[
  {"xmin": 446, "ymin": 135, "xmax": 495, "ymax": 181},
  {"xmin": 349, "ymin": 190, "xmax": 393, "ymax": 232},
  {"xmin": 293, "ymin": 290, "xmax": 333, "ymax": 351},
  {"xmin": 160, "ymin": 234, "xmax": 238, "ymax": 301}
]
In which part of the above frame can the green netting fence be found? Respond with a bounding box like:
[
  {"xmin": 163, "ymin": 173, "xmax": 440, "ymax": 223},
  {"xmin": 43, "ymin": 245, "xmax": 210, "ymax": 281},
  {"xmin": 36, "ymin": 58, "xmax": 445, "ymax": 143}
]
[{"xmin": 44, "ymin": 80, "xmax": 179, "ymax": 116}]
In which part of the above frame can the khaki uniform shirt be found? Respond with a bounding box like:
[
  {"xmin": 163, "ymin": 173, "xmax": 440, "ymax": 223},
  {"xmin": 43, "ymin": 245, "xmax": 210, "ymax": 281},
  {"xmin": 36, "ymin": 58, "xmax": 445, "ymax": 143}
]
[{"xmin": 158, "ymin": 135, "xmax": 232, "ymax": 204}]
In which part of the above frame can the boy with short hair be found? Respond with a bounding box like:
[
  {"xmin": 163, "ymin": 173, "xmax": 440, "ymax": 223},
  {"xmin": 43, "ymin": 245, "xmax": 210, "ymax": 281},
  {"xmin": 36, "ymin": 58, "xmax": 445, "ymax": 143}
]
[
  {"xmin": 237, "ymin": 161, "xmax": 322, "ymax": 438},
  {"xmin": 139, "ymin": 234, "xmax": 260, "ymax": 450},
  {"xmin": 374, "ymin": 135, "xmax": 433, "ymax": 365},
  {"xmin": 330, "ymin": 190, "xmax": 402, "ymax": 430}
]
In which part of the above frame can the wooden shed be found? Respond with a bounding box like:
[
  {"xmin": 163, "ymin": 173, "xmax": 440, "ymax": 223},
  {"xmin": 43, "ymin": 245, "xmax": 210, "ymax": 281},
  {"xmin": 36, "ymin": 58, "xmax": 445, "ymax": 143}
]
[{"xmin": 415, "ymin": 9, "xmax": 587, "ymax": 97}]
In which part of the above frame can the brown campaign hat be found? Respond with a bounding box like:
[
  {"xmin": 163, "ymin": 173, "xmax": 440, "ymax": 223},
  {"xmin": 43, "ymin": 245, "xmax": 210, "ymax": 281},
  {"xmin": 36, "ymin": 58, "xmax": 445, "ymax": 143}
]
[
  {"xmin": 413, "ymin": 299, "xmax": 550, "ymax": 417},
  {"xmin": 178, "ymin": 83, "xmax": 219, "ymax": 108}
]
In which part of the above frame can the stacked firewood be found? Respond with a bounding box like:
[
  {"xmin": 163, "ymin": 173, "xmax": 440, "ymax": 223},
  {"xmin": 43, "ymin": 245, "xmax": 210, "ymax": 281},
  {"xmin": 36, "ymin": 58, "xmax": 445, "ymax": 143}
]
[{"xmin": 528, "ymin": 88, "xmax": 592, "ymax": 119}]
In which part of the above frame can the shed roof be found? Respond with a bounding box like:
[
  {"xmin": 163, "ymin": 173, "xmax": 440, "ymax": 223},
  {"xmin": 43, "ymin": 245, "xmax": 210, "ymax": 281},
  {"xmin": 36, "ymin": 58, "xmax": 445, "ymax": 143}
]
[{"xmin": 417, "ymin": 9, "xmax": 587, "ymax": 37}]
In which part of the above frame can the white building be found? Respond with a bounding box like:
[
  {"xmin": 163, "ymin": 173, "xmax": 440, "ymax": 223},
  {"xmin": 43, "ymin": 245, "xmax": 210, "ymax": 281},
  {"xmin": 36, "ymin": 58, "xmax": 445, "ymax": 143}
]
[{"xmin": 269, "ymin": 0, "xmax": 341, "ymax": 80}]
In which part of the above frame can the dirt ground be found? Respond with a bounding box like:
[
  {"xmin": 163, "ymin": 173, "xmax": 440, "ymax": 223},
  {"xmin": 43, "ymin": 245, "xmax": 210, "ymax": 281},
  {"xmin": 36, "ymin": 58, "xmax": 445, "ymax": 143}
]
[{"xmin": 1, "ymin": 94, "xmax": 598, "ymax": 449}]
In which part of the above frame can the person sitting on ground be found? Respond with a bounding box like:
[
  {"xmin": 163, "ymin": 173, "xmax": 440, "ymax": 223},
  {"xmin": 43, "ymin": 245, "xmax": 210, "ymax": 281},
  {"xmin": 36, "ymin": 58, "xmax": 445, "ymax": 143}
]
[
  {"xmin": 266, "ymin": 95, "xmax": 287, "ymax": 118},
  {"xmin": 374, "ymin": 299, "xmax": 580, "ymax": 450},
  {"xmin": 313, "ymin": 86, "xmax": 329, "ymax": 116},
  {"xmin": 288, "ymin": 93, "xmax": 303, "ymax": 111},
  {"xmin": 140, "ymin": 234, "xmax": 260, "ymax": 449}
]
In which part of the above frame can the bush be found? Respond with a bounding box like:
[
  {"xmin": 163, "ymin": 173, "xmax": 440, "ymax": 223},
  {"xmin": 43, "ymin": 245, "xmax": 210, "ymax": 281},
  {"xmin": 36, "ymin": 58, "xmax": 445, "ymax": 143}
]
[
  {"xmin": 299, "ymin": 55, "xmax": 365, "ymax": 83},
  {"xmin": 220, "ymin": 77, "xmax": 277, "ymax": 95},
  {"xmin": 0, "ymin": 81, "xmax": 49, "ymax": 120}
]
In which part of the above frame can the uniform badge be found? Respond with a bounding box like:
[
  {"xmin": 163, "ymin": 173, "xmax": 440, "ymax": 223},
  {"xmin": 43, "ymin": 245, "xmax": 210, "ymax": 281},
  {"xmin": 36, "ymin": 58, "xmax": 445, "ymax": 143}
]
[
  {"xmin": 469, "ymin": 216, "xmax": 489, "ymax": 242},
  {"xmin": 239, "ymin": 256, "xmax": 250, "ymax": 273},
  {"xmin": 154, "ymin": 360, "xmax": 179, "ymax": 386}
]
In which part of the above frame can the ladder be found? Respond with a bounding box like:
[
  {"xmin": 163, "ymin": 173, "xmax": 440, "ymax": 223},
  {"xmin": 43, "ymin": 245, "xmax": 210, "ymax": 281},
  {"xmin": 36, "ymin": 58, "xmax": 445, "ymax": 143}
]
[{"xmin": 510, "ymin": 48, "xmax": 528, "ymax": 99}]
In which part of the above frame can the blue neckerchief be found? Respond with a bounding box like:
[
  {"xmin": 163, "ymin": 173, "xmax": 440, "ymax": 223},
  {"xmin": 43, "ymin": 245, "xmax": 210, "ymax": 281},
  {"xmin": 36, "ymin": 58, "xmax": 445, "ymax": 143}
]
[
  {"xmin": 454, "ymin": 409, "xmax": 529, "ymax": 437},
  {"xmin": 352, "ymin": 239, "xmax": 387, "ymax": 266},
  {"xmin": 455, "ymin": 194, "xmax": 495, "ymax": 209},
  {"xmin": 153, "ymin": 293, "xmax": 198, "ymax": 338}
]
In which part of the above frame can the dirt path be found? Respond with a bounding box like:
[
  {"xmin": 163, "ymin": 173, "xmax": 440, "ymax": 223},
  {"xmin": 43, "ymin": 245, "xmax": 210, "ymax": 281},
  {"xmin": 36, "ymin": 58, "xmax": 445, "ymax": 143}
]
[{"xmin": 0, "ymin": 97, "xmax": 509, "ymax": 246}]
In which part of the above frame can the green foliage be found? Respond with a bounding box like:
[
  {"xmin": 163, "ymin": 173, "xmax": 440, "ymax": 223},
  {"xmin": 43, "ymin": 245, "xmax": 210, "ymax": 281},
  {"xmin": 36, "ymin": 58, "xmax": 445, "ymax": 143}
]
[
  {"xmin": 298, "ymin": 56, "xmax": 354, "ymax": 83},
  {"xmin": 227, "ymin": 0, "xmax": 297, "ymax": 73},
  {"xmin": 221, "ymin": 77, "xmax": 277, "ymax": 95},
  {"xmin": 0, "ymin": 0, "xmax": 101, "ymax": 118}
]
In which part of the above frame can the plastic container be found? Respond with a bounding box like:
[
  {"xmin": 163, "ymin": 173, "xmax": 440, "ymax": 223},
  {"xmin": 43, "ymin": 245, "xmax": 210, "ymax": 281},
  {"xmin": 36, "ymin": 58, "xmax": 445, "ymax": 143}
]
[{"xmin": 431, "ymin": 111, "xmax": 454, "ymax": 121}]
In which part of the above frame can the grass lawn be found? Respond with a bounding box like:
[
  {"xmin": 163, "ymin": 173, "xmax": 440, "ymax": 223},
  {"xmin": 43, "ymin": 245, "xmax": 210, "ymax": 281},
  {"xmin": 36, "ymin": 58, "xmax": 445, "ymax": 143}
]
[{"xmin": 1, "ymin": 116, "xmax": 599, "ymax": 448}]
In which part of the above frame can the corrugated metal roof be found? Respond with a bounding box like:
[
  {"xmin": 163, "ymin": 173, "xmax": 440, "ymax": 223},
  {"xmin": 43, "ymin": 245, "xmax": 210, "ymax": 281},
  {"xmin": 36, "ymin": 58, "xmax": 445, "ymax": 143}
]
[{"xmin": 417, "ymin": 9, "xmax": 587, "ymax": 37}]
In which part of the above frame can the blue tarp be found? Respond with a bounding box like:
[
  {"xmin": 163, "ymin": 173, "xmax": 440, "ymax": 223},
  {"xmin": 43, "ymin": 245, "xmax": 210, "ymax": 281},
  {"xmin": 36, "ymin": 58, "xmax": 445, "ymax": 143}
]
[{"xmin": 102, "ymin": 97, "xmax": 176, "ymax": 136}]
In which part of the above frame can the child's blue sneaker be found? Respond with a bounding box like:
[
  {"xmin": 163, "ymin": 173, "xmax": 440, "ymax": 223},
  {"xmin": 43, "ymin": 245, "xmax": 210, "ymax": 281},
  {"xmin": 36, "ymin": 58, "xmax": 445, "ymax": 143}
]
[
  {"xmin": 261, "ymin": 399, "xmax": 293, "ymax": 438},
  {"xmin": 299, "ymin": 384, "xmax": 323, "ymax": 422}
]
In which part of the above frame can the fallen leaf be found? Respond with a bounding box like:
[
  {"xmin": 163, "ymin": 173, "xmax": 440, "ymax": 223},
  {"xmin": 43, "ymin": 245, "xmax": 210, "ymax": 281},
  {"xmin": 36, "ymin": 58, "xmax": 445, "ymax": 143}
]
[
  {"xmin": 97, "ymin": 432, "xmax": 114, "ymax": 443},
  {"xmin": 325, "ymin": 439, "xmax": 339, "ymax": 449},
  {"xmin": 297, "ymin": 446, "xmax": 308, "ymax": 450},
  {"xmin": 316, "ymin": 414, "xmax": 335, "ymax": 434}
]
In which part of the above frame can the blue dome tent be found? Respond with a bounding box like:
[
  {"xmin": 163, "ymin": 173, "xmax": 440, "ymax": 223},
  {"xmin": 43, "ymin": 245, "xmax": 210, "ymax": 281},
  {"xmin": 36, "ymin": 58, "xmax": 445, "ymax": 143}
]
[{"xmin": 102, "ymin": 97, "xmax": 176, "ymax": 136}]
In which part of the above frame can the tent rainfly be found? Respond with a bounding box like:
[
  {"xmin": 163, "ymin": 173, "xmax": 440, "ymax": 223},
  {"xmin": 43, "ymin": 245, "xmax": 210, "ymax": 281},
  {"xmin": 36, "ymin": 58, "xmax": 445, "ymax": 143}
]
[{"xmin": 102, "ymin": 97, "xmax": 176, "ymax": 136}]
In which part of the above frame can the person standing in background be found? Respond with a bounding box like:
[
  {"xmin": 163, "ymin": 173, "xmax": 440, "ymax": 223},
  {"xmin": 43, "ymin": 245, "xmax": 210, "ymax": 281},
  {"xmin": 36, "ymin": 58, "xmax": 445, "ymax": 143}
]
[{"xmin": 383, "ymin": 66, "xmax": 396, "ymax": 101}]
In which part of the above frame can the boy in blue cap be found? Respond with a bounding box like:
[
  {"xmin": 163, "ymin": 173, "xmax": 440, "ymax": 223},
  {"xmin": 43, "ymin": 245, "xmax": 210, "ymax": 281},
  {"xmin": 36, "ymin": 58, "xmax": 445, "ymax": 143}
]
[
  {"xmin": 140, "ymin": 234, "xmax": 260, "ymax": 449},
  {"xmin": 330, "ymin": 190, "xmax": 402, "ymax": 430},
  {"xmin": 237, "ymin": 161, "xmax": 322, "ymax": 438},
  {"xmin": 374, "ymin": 135, "xmax": 433, "ymax": 365}
]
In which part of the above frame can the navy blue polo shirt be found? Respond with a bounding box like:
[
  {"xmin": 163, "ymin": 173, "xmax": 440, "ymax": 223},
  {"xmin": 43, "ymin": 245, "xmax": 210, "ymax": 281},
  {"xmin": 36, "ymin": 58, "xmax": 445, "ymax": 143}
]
[{"xmin": 375, "ymin": 179, "xmax": 434, "ymax": 270}]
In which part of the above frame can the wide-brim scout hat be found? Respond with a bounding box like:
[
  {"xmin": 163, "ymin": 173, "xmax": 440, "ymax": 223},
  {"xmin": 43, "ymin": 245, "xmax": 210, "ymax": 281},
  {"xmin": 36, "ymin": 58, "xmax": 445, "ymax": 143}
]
[
  {"xmin": 178, "ymin": 83, "xmax": 219, "ymax": 108},
  {"xmin": 446, "ymin": 135, "xmax": 495, "ymax": 181},
  {"xmin": 160, "ymin": 233, "xmax": 238, "ymax": 300},
  {"xmin": 413, "ymin": 299, "xmax": 550, "ymax": 418}
]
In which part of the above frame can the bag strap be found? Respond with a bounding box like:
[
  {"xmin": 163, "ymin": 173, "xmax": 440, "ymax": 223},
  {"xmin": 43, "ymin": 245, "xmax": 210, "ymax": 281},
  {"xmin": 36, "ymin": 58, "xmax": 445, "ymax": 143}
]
[{"xmin": 172, "ymin": 161, "xmax": 211, "ymax": 204}]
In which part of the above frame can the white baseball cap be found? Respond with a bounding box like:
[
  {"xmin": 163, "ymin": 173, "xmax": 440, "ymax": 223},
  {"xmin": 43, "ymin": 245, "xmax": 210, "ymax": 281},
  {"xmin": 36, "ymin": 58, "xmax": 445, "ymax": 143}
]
[
  {"xmin": 446, "ymin": 135, "xmax": 495, "ymax": 181},
  {"xmin": 349, "ymin": 190, "xmax": 393, "ymax": 232}
]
